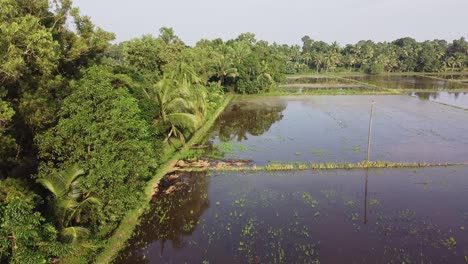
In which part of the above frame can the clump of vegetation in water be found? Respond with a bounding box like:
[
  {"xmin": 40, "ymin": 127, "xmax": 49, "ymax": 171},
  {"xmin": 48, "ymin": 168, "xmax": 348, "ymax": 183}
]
[
  {"xmin": 442, "ymin": 237, "xmax": 457, "ymax": 250},
  {"xmin": 301, "ymin": 192, "xmax": 319, "ymax": 208}
]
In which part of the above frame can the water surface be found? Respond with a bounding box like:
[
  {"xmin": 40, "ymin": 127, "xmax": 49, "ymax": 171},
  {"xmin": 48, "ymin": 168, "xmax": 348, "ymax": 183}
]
[
  {"xmin": 431, "ymin": 74, "xmax": 468, "ymax": 83},
  {"xmin": 116, "ymin": 167, "xmax": 468, "ymax": 263},
  {"xmin": 411, "ymin": 91, "xmax": 468, "ymax": 109},
  {"xmin": 209, "ymin": 96, "xmax": 468, "ymax": 165},
  {"xmin": 345, "ymin": 75, "xmax": 468, "ymax": 90}
]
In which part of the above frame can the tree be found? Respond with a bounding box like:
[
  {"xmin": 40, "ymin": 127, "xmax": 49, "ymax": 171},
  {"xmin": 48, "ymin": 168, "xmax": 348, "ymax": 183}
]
[
  {"xmin": 365, "ymin": 62, "xmax": 384, "ymax": 75},
  {"xmin": 36, "ymin": 66, "xmax": 157, "ymax": 231},
  {"xmin": 0, "ymin": 94, "xmax": 16, "ymax": 176},
  {"xmin": 215, "ymin": 55, "xmax": 238, "ymax": 86},
  {"xmin": 256, "ymin": 60, "xmax": 274, "ymax": 91},
  {"xmin": 313, "ymin": 52, "xmax": 326, "ymax": 73},
  {"xmin": 122, "ymin": 35, "xmax": 164, "ymax": 79},
  {"xmin": 146, "ymin": 76, "xmax": 202, "ymax": 143},
  {"xmin": 0, "ymin": 178, "xmax": 70, "ymax": 264},
  {"xmin": 0, "ymin": 0, "xmax": 114, "ymax": 179},
  {"xmin": 37, "ymin": 165, "xmax": 100, "ymax": 243}
]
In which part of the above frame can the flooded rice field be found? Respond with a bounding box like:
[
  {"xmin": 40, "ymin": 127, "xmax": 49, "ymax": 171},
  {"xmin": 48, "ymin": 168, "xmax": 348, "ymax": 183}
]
[
  {"xmin": 117, "ymin": 167, "xmax": 468, "ymax": 263},
  {"xmin": 116, "ymin": 94, "xmax": 468, "ymax": 263},
  {"xmin": 280, "ymin": 76, "xmax": 371, "ymax": 92},
  {"xmin": 411, "ymin": 91, "xmax": 468, "ymax": 109},
  {"xmin": 430, "ymin": 74, "xmax": 468, "ymax": 83},
  {"xmin": 286, "ymin": 76, "xmax": 351, "ymax": 84},
  {"xmin": 209, "ymin": 96, "xmax": 468, "ymax": 165},
  {"xmin": 345, "ymin": 75, "xmax": 468, "ymax": 90},
  {"xmin": 278, "ymin": 84, "xmax": 371, "ymax": 93}
]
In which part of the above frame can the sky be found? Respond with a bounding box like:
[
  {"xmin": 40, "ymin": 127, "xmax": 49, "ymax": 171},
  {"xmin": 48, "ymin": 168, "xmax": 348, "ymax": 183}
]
[{"xmin": 73, "ymin": 0, "xmax": 468, "ymax": 46}]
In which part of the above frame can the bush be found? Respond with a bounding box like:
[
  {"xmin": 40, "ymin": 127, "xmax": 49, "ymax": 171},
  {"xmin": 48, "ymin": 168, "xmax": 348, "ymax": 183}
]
[{"xmin": 365, "ymin": 62, "xmax": 384, "ymax": 75}]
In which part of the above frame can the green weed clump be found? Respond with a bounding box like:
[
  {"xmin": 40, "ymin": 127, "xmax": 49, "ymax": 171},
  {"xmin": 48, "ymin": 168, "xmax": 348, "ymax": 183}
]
[{"xmin": 208, "ymin": 160, "xmax": 465, "ymax": 172}]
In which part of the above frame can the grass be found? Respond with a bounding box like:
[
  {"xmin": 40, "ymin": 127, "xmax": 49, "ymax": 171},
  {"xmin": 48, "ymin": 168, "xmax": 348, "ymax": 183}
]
[
  {"xmin": 93, "ymin": 94, "xmax": 234, "ymax": 264},
  {"xmin": 414, "ymin": 73, "xmax": 468, "ymax": 84},
  {"xmin": 240, "ymin": 88, "xmax": 400, "ymax": 97},
  {"xmin": 203, "ymin": 160, "xmax": 468, "ymax": 172}
]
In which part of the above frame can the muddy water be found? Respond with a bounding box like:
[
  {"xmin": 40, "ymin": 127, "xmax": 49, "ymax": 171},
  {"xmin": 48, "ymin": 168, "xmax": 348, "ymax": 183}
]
[
  {"xmin": 209, "ymin": 96, "xmax": 468, "ymax": 165},
  {"xmin": 116, "ymin": 167, "xmax": 468, "ymax": 263},
  {"xmin": 411, "ymin": 91, "xmax": 468, "ymax": 109},
  {"xmin": 345, "ymin": 75, "xmax": 468, "ymax": 90}
]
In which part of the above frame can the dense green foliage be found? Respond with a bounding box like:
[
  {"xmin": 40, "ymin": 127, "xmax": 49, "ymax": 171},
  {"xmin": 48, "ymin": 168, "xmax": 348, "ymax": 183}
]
[
  {"xmin": 283, "ymin": 36, "xmax": 468, "ymax": 74},
  {"xmin": 0, "ymin": 0, "xmax": 467, "ymax": 263}
]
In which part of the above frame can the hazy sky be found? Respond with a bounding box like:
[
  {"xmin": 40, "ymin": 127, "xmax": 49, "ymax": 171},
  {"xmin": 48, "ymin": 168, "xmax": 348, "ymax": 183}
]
[{"xmin": 73, "ymin": 0, "xmax": 468, "ymax": 46}]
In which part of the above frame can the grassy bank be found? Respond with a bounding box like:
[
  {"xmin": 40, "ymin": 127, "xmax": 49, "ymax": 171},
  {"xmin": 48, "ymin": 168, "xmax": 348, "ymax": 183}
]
[
  {"xmin": 93, "ymin": 94, "xmax": 234, "ymax": 264},
  {"xmin": 240, "ymin": 87, "xmax": 400, "ymax": 97},
  {"xmin": 177, "ymin": 160, "xmax": 467, "ymax": 172},
  {"xmin": 415, "ymin": 73, "xmax": 468, "ymax": 84}
]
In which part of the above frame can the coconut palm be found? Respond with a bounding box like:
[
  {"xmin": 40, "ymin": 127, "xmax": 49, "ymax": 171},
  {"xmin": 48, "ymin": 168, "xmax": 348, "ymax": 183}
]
[
  {"xmin": 37, "ymin": 165, "xmax": 100, "ymax": 243},
  {"xmin": 313, "ymin": 52, "xmax": 326, "ymax": 73},
  {"xmin": 168, "ymin": 62, "xmax": 208, "ymax": 118},
  {"xmin": 146, "ymin": 77, "xmax": 201, "ymax": 142},
  {"xmin": 214, "ymin": 54, "xmax": 238, "ymax": 86},
  {"xmin": 257, "ymin": 60, "xmax": 274, "ymax": 91}
]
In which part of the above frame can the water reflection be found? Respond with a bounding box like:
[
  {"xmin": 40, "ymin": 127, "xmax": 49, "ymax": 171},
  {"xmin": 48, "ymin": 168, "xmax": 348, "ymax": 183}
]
[
  {"xmin": 346, "ymin": 75, "xmax": 468, "ymax": 90},
  {"xmin": 210, "ymin": 99, "xmax": 286, "ymax": 142},
  {"xmin": 118, "ymin": 167, "xmax": 468, "ymax": 263},
  {"xmin": 208, "ymin": 96, "xmax": 468, "ymax": 165},
  {"xmin": 115, "ymin": 172, "xmax": 209, "ymax": 263},
  {"xmin": 411, "ymin": 91, "xmax": 468, "ymax": 109},
  {"xmin": 433, "ymin": 74, "xmax": 468, "ymax": 82}
]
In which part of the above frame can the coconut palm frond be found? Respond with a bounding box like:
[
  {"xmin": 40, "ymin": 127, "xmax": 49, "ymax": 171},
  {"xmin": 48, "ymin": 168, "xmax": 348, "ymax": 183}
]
[
  {"xmin": 166, "ymin": 112, "xmax": 201, "ymax": 132},
  {"xmin": 62, "ymin": 164, "xmax": 85, "ymax": 190},
  {"xmin": 166, "ymin": 97, "xmax": 193, "ymax": 113},
  {"xmin": 80, "ymin": 196, "xmax": 101, "ymax": 208},
  {"xmin": 37, "ymin": 174, "xmax": 66, "ymax": 198},
  {"xmin": 61, "ymin": 226, "xmax": 90, "ymax": 244}
]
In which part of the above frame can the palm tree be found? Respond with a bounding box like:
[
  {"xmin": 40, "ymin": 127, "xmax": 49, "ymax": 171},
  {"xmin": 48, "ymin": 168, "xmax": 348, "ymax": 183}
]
[
  {"xmin": 257, "ymin": 60, "xmax": 274, "ymax": 91},
  {"xmin": 445, "ymin": 56, "xmax": 456, "ymax": 72},
  {"xmin": 146, "ymin": 77, "xmax": 201, "ymax": 142},
  {"xmin": 231, "ymin": 42, "xmax": 251, "ymax": 64},
  {"xmin": 37, "ymin": 165, "xmax": 100, "ymax": 243},
  {"xmin": 313, "ymin": 52, "xmax": 326, "ymax": 73},
  {"xmin": 214, "ymin": 54, "xmax": 238, "ymax": 86},
  {"xmin": 324, "ymin": 51, "xmax": 339, "ymax": 72},
  {"xmin": 453, "ymin": 53, "xmax": 466, "ymax": 71}
]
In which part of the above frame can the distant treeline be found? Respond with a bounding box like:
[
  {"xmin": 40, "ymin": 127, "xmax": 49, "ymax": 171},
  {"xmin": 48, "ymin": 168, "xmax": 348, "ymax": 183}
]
[{"xmin": 280, "ymin": 36, "xmax": 468, "ymax": 74}]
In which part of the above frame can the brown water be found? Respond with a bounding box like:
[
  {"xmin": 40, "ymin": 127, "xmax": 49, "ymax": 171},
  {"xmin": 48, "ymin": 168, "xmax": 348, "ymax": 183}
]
[
  {"xmin": 209, "ymin": 96, "xmax": 468, "ymax": 165},
  {"xmin": 411, "ymin": 91, "xmax": 468, "ymax": 109},
  {"xmin": 345, "ymin": 75, "xmax": 468, "ymax": 90},
  {"xmin": 116, "ymin": 167, "xmax": 468, "ymax": 263}
]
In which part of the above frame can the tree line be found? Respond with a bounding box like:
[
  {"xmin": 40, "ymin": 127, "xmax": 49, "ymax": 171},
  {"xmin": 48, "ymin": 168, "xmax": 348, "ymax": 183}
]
[
  {"xmin": 0, "ymin": 0, "xmax": 467, "ymax": 263},
  {"xmin": 281, "ymin": 36, "xmax": 467, "ymax": 74}
]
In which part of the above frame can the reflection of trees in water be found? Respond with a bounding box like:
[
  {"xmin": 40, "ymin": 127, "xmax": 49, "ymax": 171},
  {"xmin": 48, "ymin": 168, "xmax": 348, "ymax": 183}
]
[
  {"xmin": 211, "ymin": 101, "xmax": 287, "ymax": 142},
  {"xmin": 116, "ymin": 171, "xmax": 209, "ymax": 264},
  {"xmin": 413, "ymin": 92, "xmax": 439, "ymax": 100},
  {"xmin": 413, "ymin": 92, "xmax": 468, "ymax": 101}
]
